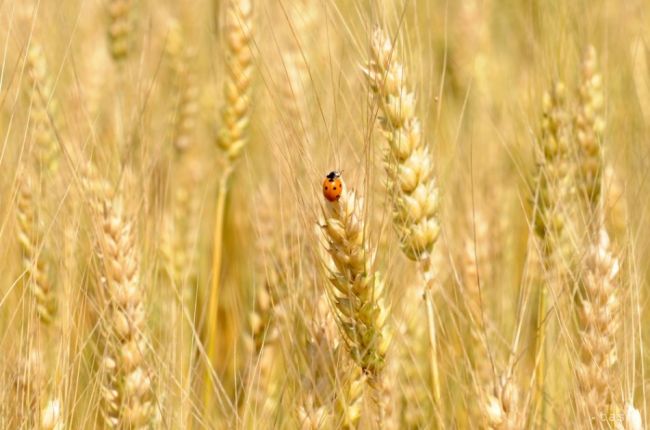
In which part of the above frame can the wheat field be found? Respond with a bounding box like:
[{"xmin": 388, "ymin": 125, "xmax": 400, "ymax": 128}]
[{"xmin": 1, "ymin": 0, "xmax": 649, "ymax": 428}]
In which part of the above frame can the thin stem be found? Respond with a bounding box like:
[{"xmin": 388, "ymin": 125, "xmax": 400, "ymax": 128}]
[
  {"xmin": 421, "ymin": 256, "xmax": 443, "ymax": 428},
  {"xmin": 533, "ymin": 280, "xmax": 547, "ymax": 428},
  {"xmin": 202, "ymin": 169, "xmax": 232, "ymax": 417}
]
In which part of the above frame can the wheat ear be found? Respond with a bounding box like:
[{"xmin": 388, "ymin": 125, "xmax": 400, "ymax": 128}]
[
  {"xmin": 363, "ymin": 28, "xmax": 440, "ymax": 262},
  {"xmin": 216, "ymin": 0, "xmax": 254, "ymax": 161},
  {"xmin": 576, "ymin": 46, "xmax": 605, "ymax": 217},
  {"xmin": 96, "ymin": 198, "xmax": 153, "ymax": 428},
  {"xmin": 16, "ymin": 172, "xmax": 56, "ymax": 324},
  {"xmin": 161, "ymin": 21, "xmax": 201, "ymax": 291},
  {"xmin": 165, "ymin": 20, "xmax": 199, "ymax": 155},
  {"xmin": 319, "ymin": 181, "xmax": 391, "ymax": 428},
  {"xmin": 25, "ymin": 43, "xmax": 59, "ymax": 173},
  {"xmin": 320, "ymin": 184, "xmax": 390, "ymax": 377},
  {"xmin": 575, "ymin": 229, "xmax": 619, "ymax": 423},
  {"xmin": 534, "ymin": 81, "xmax": 573, "ymax": 260},
  {"xmin": 107, "ymin": 0, "xmax": 135, "ymax": 62}
]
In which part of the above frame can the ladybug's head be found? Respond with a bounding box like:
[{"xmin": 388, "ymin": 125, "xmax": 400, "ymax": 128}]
[{"xmin": 326, "ymin": 171, "xmax": 341, "ymax": 180}]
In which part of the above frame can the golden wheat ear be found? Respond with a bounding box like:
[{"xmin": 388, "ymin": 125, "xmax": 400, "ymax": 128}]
[
  {"xmin": 95, "ymin": 198, "xmax": 153, "ymax": 428},
  {"xmin": 107, "ymin": 0, "xmax": 135, "ymax": 62},
  {"xmin": 363, "ymin": 28, "xmax": 440, "ymax": 262},
  {"xmin": 575, "ymin": 228, "xmax": 620, "ymax": 422},
  {"xmin": 16, "ymin": 171, "xmax": 56, "ymax": 325},
  {"xmin": 318, "ymin": 179, "xmax": 392, "ymax": 426}
]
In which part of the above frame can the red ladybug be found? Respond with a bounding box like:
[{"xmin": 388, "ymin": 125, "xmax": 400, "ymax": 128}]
[{"xmin": 322, "ymin": 171, "xmax": 343, "ymax": 202}]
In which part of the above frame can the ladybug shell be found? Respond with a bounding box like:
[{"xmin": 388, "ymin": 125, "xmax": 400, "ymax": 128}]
[{"xmin": 323, "ymin": 176, "xmax": 343, "ymax": 202}]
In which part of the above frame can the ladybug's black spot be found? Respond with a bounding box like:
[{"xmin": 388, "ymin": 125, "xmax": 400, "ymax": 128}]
[{"xmin": 332, "ymin": 186, "xmax": 337, "ymax": 190}]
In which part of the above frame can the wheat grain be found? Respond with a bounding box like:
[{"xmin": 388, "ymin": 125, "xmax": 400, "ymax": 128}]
[
  {"xmin": 40, "ymin": 398, "xmax": 64, "ymax": 430},
  {"xmin": 625, "ymin": 405, "xmax": 643, "ymax": 430},
  {"xmin": 334, "ymin": 366, "xmax": 365, "ymax": 429},
  {"xmin": 482, "ymin": 374, "xmax": 524, "ymax": 430}
]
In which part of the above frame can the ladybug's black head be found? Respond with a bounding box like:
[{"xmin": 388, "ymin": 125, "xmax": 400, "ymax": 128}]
[{"xmin": 326, "ymin": 171, "xmax": 340, "ymax": 180}]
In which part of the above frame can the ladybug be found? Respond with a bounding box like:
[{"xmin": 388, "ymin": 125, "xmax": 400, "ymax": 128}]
[{"xmin": 323, "ymin": 171, "xmax": 343, "ymax": 202}]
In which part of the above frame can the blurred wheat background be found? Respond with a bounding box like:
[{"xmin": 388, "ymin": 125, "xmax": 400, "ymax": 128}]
[{"xmin": 1, "ymin": 0, "xmax": 649, "ymax": 428}]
